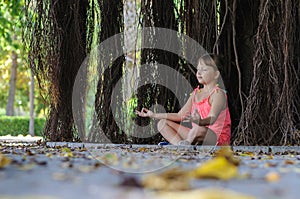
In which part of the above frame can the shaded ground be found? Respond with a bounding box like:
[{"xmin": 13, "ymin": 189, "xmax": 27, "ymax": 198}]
[{"xmin": 0, "ymin": 139, "xmax": 300, "ymax": 199}]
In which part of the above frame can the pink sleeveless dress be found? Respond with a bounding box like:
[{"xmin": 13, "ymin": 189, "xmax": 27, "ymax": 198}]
[{"xmin": 191, "ymin": 87, "xmax": 231, "ymax": 145}]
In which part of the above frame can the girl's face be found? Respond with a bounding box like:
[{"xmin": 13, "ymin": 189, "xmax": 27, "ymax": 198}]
[{"xmin": 196, "ymin": 61, "xmax": 219, "ymax": 85}]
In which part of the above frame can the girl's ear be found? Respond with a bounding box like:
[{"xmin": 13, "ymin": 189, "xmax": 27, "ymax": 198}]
[{"xmin": 214, "ymin": 70, "xmax": 220, "ymax": 80}]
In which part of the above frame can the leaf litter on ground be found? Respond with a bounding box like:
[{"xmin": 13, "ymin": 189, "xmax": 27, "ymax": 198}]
[{"xmin": 2, "ymin": 141, "xmax": 300, "ymax": 198}]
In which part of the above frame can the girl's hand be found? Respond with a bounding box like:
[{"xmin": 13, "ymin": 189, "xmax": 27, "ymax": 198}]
[
  {"xmin": 191, "ymin": 110, "xmax": 201, "ymax": 125},
  {"xmin": 135, "ymin": 108, "xmax": 154, "ymax": 118},
  {"xmin": 182, "ymin": 112, "xmax": 192, "ymax": 122},
  {"xmin": 182, "ymin": 109, "xmax": 201, "ymax": 125}
]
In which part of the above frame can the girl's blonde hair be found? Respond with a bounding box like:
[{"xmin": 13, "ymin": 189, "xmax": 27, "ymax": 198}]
[
  {"xmin": 198, "ymin": 54, "xmax": 223, "ymax": 71},
  {"xmin": 198, "ymin": 54, "xmax": 225, "ymax": 89}
]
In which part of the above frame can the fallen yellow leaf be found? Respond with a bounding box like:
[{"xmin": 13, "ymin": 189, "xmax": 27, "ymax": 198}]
[
  {"xmin": 213, "ymin": 147, "xmax": 241, "ymax": 166},
  {"xmin": 238, "ymin": 151, "xmax": 255, "ymax": 157},
  {"xmin": 63, "ymin": 152, "xmax": 73, "ymax": 158},
  {"xmin": 156, "ymin": 188, "xmax": 256, "ymax": 199},
  {"xmin": 45, "ymin": 153, "xmax": 53, "ymax": 158},
  {"xmin": 190, "ymin": 156, "xmax": 238, "ymax": 180},
  {"xmin": 100, "ymin": 153, "xmax": 119, "ymax": 165},
  {"xmin": 265, "ymin": 171, "xmax": 280, "ymax": 182},
  {"xmin": 61, "ymin": 147, "xmax": 71, "ymax": 153},
  {"xmin": 0, "ymin": 153, "xmax": 11, "ymax": 169}
]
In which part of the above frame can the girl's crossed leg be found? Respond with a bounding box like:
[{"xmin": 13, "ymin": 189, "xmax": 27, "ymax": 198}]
[{"xmin": 157, "ymin": 119, "xmax": 217, "ymax": 145}]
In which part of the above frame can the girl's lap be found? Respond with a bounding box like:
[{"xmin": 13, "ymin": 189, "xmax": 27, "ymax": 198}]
[{"xmin": 163, "ymin": 119, "xmax": 217, "ymax": 144}]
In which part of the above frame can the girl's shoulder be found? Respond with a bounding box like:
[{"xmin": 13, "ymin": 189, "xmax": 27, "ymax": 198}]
[
  {"xmin": 212, "ymin": 86, "xmax": 227, "ymax": 94},
  {"xmin": 190, "ymin": 87, "xmax": 204, "ymax": 97},
  {"xmin": 190, "ymin": 87, "xmax": 200, "ymax": 96},
  {"xmin": 209, "ymin": 87, "xmax": 228, "ymax": 105}
]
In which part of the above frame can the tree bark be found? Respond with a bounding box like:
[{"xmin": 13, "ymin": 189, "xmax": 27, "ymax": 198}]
[
  {"xmin": 42, "ymin": 0, "xmax": 89, "ymax": 141},
  {"xmin": 235, "ymin": 0, "xmax": 259, "ymax": 95},
  {"xmin": 91, "ymin": 0, "xmax": 126, "ymax": 143},
  {"xmin": 6, "ymin": 51, "xmax": 17, "ymax": 116},
  {"xmin": 235, "ymin": 0, "xmax": 300, "ymax": 145},
  {"xmin": 29, "ymin": 69, "xmax": 35, "ymax": 136},
  {"xmin": 134, "ymin": 0, "xmax": 180, "ymax": 144}
]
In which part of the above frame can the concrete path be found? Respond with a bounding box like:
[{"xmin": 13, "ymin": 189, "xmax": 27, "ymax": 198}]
[
  {"xmin": 0, "ymin": 135, "xmax": 43, "ymax": 143},
  {"xmin": 0, "ymin": 141, "xmax": 300, "ymax": 199}
]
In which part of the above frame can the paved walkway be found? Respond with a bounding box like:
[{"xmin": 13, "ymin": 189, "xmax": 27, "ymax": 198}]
[
  {"xmin": 0, "ymin": 140, "xmax": 300, "ymax": 199},
  {"xmin": 0, "ymin": 135, "xmax": 43, "ymax": 143}
]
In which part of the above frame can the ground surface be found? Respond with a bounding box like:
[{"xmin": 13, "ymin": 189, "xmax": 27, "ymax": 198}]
[{"xmin": 0, "ymin": 137, "xmax": 300, "ymax": 199}]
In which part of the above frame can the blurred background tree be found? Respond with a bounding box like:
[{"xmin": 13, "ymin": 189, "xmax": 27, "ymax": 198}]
[{"xmin": 0, "ymin": 0, "xmax": 47, "ymax": 117}]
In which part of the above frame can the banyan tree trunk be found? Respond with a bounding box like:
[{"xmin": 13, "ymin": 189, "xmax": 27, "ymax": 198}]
[
  {"xmin": 45, "ymin": 0, "xmax": 89, "ymax": 141},
  {"xmin": 295, "ymin": 0, "xmax": 300, "ymax": 130},
  {"xmin": 235, "ymin": 0, "xmax": 259, "ymax": 95},
  {"xmin": 25, "ymin": 0, "xmax": 89, "ymax": 141},
  {"xmin": 220, "ymin": 0, "xmax": 260, "ymax": 142},
  {"xmin": 134, "ymin": 0, "xmax": 180, "ymax": 144},
  {"xmin": 182, "ymin": 0, "xmax": 217, "ymax": 53},
  {"xmin": 92, "ymin": 0, "xmax": 127, "ymax": 143},
  {"xmin": 235, "ymin": 0, "xmax": 300, "ymax": 146}
]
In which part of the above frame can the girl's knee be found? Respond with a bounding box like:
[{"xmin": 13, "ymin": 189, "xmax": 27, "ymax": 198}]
[
  {"xmin": 190, "ymin": 126, "xmax": 207, "ymax": 136},
  {"xmin": 188, "ymin": 126, "xmax": 209, "ymax": 144},
  {"xmin": 157, "ymin": 119, "xmax": 167, "ymax": 131}
]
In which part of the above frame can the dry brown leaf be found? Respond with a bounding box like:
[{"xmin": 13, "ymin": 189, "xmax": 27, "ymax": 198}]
[
  {"xmin": 0, "ymin": 153, "xmax": 11, "ymax": 169},
  {"xmin": 138, "ymin": 147, "xmax": 147, "ymax": 152},
  {"xmin": 45, "ymin": 153, "xmax": 53, "ymax": 158},
  {"xmin": 142, "ymin": 167, "xmax": 190, "ymax": 191},
  {"xmin": 18, "ymin": 163, "xmax": 36, "ymax": 171},
  {"xmin": 284, "ymin": 160, "xmax": 295, "ymax": 165},
  {"xmin": 119, "ymin": 176, "xmax": 142, "ymax": 188},
  {"xmin": 264, "ymin": 162, "xmax": 278, "ymax": 168}
]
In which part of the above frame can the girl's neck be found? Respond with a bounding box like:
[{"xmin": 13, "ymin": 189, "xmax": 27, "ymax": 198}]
[{"xmin": 202, "ymin": 83, "xmax": 218, "ymax": 93}]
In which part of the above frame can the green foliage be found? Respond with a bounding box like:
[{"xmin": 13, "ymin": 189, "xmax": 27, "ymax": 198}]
[
  {"xmin": 0, "ymin": 0, "xmax": 47, "ymax": 117},
  {"xmin": 0, "ymin": 0, "xmax": 24, "ymax": 51},
  {"xmin": 116, "ymin": 96, "xmax": 138, "ymax": 137},
  {"xmin": 0, "ymin": 116, "xmax": 46, "ymax": 136},
  {"xmin": 0, "ymin": 108, "xmax": 5, "ymax": 116},
  {"xmin": 126, "ymin": 97, "xmax": 138, "ymax": 119}
]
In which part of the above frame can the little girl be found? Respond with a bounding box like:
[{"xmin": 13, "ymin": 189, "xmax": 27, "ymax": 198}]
[{"xmin": 136, "ymin": 54, "xmax": 231, "ymax": 146}]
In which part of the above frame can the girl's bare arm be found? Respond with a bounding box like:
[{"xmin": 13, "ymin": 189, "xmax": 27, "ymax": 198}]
[{"xmin": 136, "ymin": 94, "xmax": 193, "ymax": 122}]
